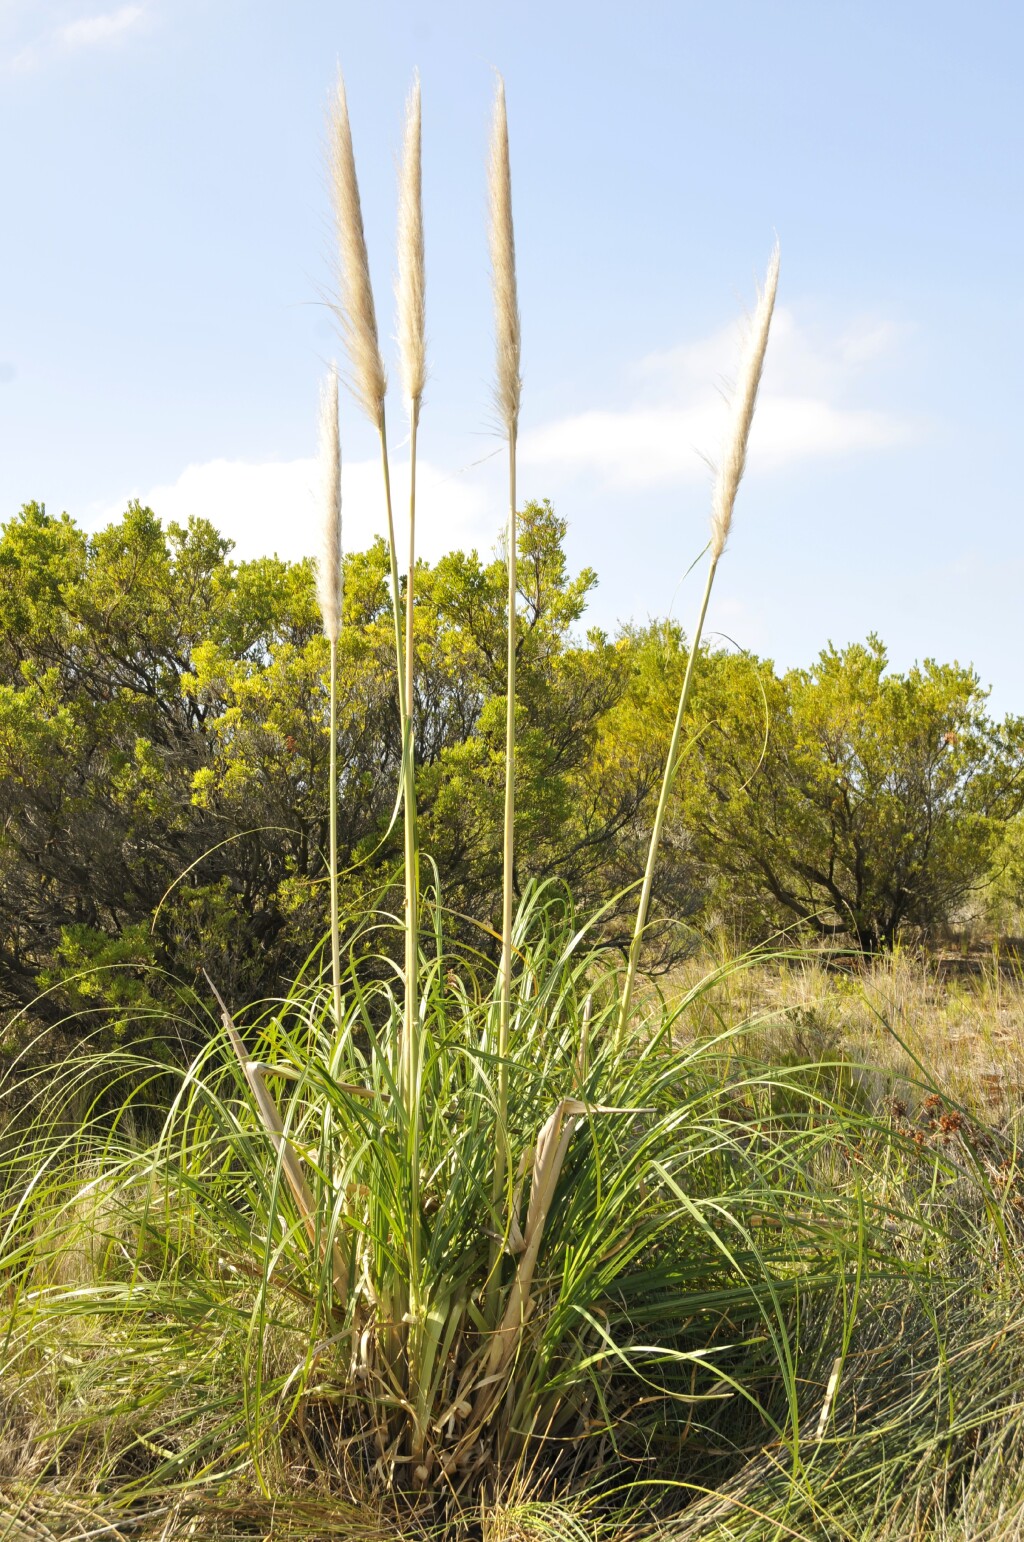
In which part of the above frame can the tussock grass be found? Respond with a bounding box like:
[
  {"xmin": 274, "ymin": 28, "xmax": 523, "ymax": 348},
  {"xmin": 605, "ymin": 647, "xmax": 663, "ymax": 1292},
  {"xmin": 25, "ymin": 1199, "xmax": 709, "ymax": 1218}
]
[{"xmin": 3, "ymin": 911, "xmax": 1024, "ymax": 1537}]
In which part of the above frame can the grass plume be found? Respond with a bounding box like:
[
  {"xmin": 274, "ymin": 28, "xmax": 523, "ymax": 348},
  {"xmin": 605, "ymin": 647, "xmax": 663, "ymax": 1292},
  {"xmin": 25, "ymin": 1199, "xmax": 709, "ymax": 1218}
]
[
  {"xmin": 315, "ymin": 364, "xmax": 342, "ymax": 645},
  {"xmin": 328, "ymin": 74, "xmax": 388, "ymax": 433},
  {"xmin": 396, "ymin": 75, "xmax": 426, "ymax": 422},
  {"xmin": 327, "ymin": 71, "xmax": 404, "ymax": 731},
  {"xmin": 488, "ymin": 77, "xmax": 521, "ymax": 437},
  {"xmin": 710, "ymin": 242, "xmax": 780, "ymax": 561}
]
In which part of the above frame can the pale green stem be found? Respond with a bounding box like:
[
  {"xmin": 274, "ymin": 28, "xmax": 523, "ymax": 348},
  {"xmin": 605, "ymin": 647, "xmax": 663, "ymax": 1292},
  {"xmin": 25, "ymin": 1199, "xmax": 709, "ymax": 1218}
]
[
  {"xmin": 499, "ymin": 439, "xmax": 518, "ymax": 1058},
  {"xmin": 378, "ymin": 413, "xmax": 422, "ymax": 1414},
  {"xmin": 377, "ymin": 420, "xmax": 412, "ymax": 1077},
  {"xmin": 488, "ymin": 429, "xmax": 517, "ymax": 1308},
  {"xmin": 328, "ymin": 637, "xmax": 342, "ymax": 1031},
  {"xmin": 617, "ymin": 556, "xmax": 719, "ymax": 1043},
  {"xmin": 404, "ymin": 411, "xmax": 418, "ymax": 743},
  {"xmin": 403, "ymin": 408, "xmax": 422, "ymax": 1335},
  {"xmin": 402, "ymin": 411, "xmax": 420, "ymax": 1120}
]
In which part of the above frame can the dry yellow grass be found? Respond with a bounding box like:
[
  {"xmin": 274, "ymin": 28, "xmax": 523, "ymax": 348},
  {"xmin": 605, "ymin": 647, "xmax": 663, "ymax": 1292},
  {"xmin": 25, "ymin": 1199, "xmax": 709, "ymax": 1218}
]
[{"xmin": 668, "ymin": 944, "xmax": 1024, "ymax": 1124}]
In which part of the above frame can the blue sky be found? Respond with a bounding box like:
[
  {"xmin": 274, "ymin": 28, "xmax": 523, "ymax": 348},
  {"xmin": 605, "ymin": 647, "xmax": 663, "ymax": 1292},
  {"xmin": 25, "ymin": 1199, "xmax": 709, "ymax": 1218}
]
[{"xmin": 2, "ymin": 1, "xmax": 1022, "ymax": 710}]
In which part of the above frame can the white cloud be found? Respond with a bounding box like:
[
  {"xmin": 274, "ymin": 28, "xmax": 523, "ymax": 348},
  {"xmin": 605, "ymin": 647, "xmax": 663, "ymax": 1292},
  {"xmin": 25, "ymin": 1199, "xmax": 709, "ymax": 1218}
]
[
  {"xmin": 8, "ymin": 4, "xmax": 145, "ymax": 70},
  {"xmin": 58, "ymin": 5, "xmax": 145, "ymax": 48},
  {"xmin": 93, "ymin": 304, "xmax": 912, "ymax": 567},
  {"xmin": 99, "ymin": 453, "xmax": 503, "ymax": 564},
  {"xmin": 520, "ymin": 306, "xmax": 912, "ymax": 491}
]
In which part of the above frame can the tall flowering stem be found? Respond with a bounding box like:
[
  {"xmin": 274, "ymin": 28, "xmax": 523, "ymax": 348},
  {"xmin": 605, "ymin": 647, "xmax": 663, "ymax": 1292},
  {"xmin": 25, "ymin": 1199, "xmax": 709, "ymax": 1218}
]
[
  {"xmin": 487, "ymin": 77, "xmax": 522, "ymax": 1297},
  {"xmin": 329, "ymin": 73, "xmax": 424, "ymax": 1414},
  {"xmin": 328, "ymin": 72, "xmax": 411, "ymax": 1037},
  {"xmin": 396, "ymin": 76, "xmax": 426, "ymax": 1148},
  {"xmin": 616, "ymin": 246, "xmax": 779, "ymax": 1043}
]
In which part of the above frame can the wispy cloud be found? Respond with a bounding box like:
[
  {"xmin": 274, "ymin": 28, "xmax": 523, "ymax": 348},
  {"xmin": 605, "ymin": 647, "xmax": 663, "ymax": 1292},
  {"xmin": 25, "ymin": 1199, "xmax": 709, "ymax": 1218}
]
[
  {"xmin": 10, "ymin": 4, "xmax": 146, "ymax": 71},
  {"xmin": 59, "ymin": 5, "xmax": 145, "ymax": 48},
  {"xmin": 89, "ymin": 304, "xmax": 913, "ymax": 567},
  {"xmin": 520, "ymin": 306, "xmax": 913, "ymax": 490},
  {"xmin": 97, "ymin": 454, "xmax": 500, "ymax": 565}
]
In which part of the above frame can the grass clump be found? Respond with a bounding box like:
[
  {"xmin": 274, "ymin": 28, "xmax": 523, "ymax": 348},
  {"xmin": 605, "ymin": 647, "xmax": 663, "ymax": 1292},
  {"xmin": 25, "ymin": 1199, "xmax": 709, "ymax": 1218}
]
[{"xmin": 5, "ymin": 902, "xmax": 1013, "ymax": 1527}]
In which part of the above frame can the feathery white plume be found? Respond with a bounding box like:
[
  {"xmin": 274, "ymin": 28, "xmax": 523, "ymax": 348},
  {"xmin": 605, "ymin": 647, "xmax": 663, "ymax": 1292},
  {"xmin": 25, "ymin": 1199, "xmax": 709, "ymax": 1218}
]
[
  {"xmin": 329, "ymin": 74, "xmax": 387, "ymax": 431},
  {"xmin": 709, "ymin": 244, "xmax": 780, "ymax": 562},
  {"xmin": 316, "ymin": 364, "xmax": 342, "ymax": 643},
  {"xmin": 488, "ymin": 77, "xmax": 521, "ymax": 437},
  {"xmin": 396, "ymin": 75, "xmax": 426, "ymax": 418}
]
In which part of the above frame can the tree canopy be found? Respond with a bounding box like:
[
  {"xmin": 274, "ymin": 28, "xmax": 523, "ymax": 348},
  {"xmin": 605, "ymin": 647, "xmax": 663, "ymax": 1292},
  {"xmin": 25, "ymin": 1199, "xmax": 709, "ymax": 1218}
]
[
  {"xmin": 667, "ymin": 635, "xmax": 1024, "ymax": 949},
  {"xmin": 1, "ymin": 498, "xmax": 1021, "ymax": 1048},
  {"xmin": 0, "ymin": 500, "xmax": 692, "ymax": 1041}
]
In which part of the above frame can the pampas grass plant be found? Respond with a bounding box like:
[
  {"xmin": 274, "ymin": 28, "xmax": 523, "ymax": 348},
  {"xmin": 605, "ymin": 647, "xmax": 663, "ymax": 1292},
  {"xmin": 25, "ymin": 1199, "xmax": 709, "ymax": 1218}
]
[{"xmin": 11, "ymin": 69, "xmax": 1008, "ymax": 1542}]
